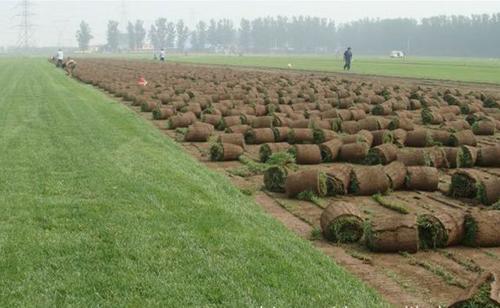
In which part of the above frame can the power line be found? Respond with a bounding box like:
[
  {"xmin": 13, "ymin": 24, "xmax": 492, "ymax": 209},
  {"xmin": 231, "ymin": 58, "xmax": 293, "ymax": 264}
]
[{"xmin": 16, "ymin": 0, "xmax": 35, "ymax": 49}]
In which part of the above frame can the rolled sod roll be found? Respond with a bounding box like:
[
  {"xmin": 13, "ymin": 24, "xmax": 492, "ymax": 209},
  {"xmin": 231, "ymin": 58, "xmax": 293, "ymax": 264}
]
[
  {"xmin": 218, "ymin": 115, "xmax": 243, "ymax": 130},
  {"xmin": 371, "ymin": 130, "xmax": 394, "ymax": 146},
  {"xmin": 457, "ymin": 145, "xmax": 478, "ymax": 168},
  {"xmin": 366, "ymin": 143, "xmax": 399, "ymax": 165},
  {"xmin": 472, "ymin": 120, "xmax": 496, "ymax": 135},
  {"xmin": 445, "ymin": 120, "xmax": 471, "ymax": 132},
  {"xmin": 405, "ymin": 129, "xmax": 433, "ymax": 147},
  {"xmin": 392, "ymin": 128, "xmax": 408, "ymax": 147},
  {"xmin": 405, "ymin": 166, "xmax": 439, "ymax": 191},
  {"xmin": 184, "ymin": 124, "xmax": 213, "ymax": 142},
  {"xmin": 313, "ymin": 129, "xmax": 337, "ymax": 144},
  {"xmin": 251, "ymin": 116, "xmax": 274, "ymax": 128},
  {"xmin": 449, "ymin": 130, "xmax": 477, "ymax": 147},
  {"xmin": 449, "ymin": 272, "xmax": 500, "ymax": 307},
  {"xmin": 272, "ymin": 127, "xmax": 290, "ymax": 142},
  {"xmin": 285, "ymin": 170, "xmax": 328, "ymax": 198},
  {"xmin": 477, "ymin": 145, "xmax": 500, "ymax": 167},
  {"xmin": 287, "ymin": 128, "xmax": 315, "ymax": 144},
  {"xmin": 349, "ymin": 165, "xmax": 390, "ymax": 195},
  {"xmin": 240, "ymin": 114, "xmax": 256, "ymax": 125},
  {"xmin": 383, "ymin": 161, "xmax": 407, "ymax": 190},
  {"xmin": 431, "ymin": 130, "xmax": 452, "ymax": 146},
  {"xmin": 263, "ymin": 166, "xmax": 288, "ymax": 192},
  {"xmin": 325, "ymin": 164, "xmax": 352, "ymax": 195},
  {"xmin": 141, "ymin": 101, "xmax": 158, "ymax": 112},
  {"xmin": 388, "ymin": 117, "xmax": 414, "ymax": 131},
  {"xmin": 320, "ymin": 202, "xmax": 364, "ymax": 243},
  {"xmin": 442, "ymin": 147, "xmax": 459, "ymax": 168},
  {"xmin": 350, "ymin": 109, "xmax": 367, "ymax": 120},
  {"xmin": 226, "ymin": 124, "xmax": 250, "ymax": 134},
  {"xmin": 450, "ymin": 169, "xmax": 500, "ymax": 205},
  {"xmin": 320, "ymin": 139, "xmax": 343, "ymax": 162},
  {"xmin": 357, "ymin": 117, "xmax": 381, "ymax": 131},
  {"xmin": 153, "ymin": 106, "xmax": 175, "ymax": 120},
  {"xmin": 339, "ymin": 142, "xmax": 370, "ymax": 163},
  {"xmin": 340, "ymin": 121, "xmax": 361, "ymax": 134},
  {"xmin": 463, "ymin": 210, "xmax": 500, "ymax": 247},
  {"xmin": 336, "ymin": 109, "xmax": 353, "ymax": 121},
  {"xmin": 365, "ymin": 215, "xmax": 419, "ymax": 253},
  {"xmin": 426, "ymin": 147, "xmax": 447, "ymax": 168},
  {"xmin": 396, "ymin": 148, "xmax": 431, "ymax": 166},
  {"xmin": 166, "ymin": 112, "xmax": 196, "ymax": 129},
  {"xmin": 372, "ymin": 103, "xmax": 392, "ymax": 116},
  {"xmin": 421, "ymin": 108, "xmax": 443, "ymax": 124},
  {"xmin": 202, "ymin": 114, "xmax": 222, "ymax": 126},
  {"xmin": 210, "ymin": 143, "xmax": 244, "ymax": 161},
  {"xmin": 289, "ymin": 144, "xmax": 322, "ymax": 165},
  {"xmin": 259, "ymin": 143, "xmax": 291, "ymax": 163},
  {"xmin": 217, "ymin": 133, "xmax": 245, "ymax": 148},
  {"xmin": 289, "ymin": 119, "xmax": 310, "ymax": 128},
  {"xmin": 417, "ymin": 211, "xmax": 465, "ymax": 249},
  {"xmin": 245, "ymin": 128, "xmax": 275, "ymax": 144}
]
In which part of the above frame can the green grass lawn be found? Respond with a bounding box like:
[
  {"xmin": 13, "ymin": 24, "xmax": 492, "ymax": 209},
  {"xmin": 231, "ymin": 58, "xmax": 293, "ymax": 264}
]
[
  {"xmin": 0, "ymin": 58, "xmax": 386, "ymax": 306},
  {"xmin": 163, "ymin": 54, "xmax": 500, "ymax": 84}
]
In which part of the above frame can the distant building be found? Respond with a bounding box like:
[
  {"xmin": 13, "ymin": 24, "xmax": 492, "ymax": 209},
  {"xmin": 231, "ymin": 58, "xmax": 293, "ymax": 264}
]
[{"xmin": 390, "ymin": 50, "xmax": 405, "ymax": 58}]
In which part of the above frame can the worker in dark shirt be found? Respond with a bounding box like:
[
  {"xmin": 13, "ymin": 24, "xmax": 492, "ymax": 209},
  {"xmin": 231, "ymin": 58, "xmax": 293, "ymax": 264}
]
[{"xmin": 343, "ymin": 47, "xmax": 352, "ymax": 71}]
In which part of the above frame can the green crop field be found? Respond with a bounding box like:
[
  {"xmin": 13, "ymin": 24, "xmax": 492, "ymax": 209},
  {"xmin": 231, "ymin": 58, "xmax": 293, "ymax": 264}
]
[
  {"xmin": 0, "ymin": 58, "xmax": 386, "ymax": 306},
  {"xmin": 156, "ymin": 54, "xmax": 500, "ymax": 84}
]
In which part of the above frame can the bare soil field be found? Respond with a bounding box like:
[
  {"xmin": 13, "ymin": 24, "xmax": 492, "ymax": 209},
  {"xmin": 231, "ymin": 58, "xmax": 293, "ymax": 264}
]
[{"xmin": 73, "ymin": 59, "xmax": 500, "ymax": 307}]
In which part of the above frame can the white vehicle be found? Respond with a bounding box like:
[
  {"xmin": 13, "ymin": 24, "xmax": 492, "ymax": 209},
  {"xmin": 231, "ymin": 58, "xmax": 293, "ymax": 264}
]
[{"xmin": 390, "ymin": 50, "xmax": 405, "ymax": 58}]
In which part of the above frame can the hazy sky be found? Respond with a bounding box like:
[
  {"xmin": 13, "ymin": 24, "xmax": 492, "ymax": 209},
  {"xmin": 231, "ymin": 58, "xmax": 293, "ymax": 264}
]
[{"xmin": 1, "ymin": 0, "xmax": 500, "ymax": 47}]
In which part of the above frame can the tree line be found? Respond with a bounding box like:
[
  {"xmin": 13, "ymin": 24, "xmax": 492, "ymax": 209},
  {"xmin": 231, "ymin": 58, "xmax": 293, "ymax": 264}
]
[{"xmin": 76, "ymin": 13, "xmax": 500, "ymax": 57}]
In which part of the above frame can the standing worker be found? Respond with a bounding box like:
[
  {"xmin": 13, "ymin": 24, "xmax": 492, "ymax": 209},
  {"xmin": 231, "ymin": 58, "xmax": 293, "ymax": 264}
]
[
  {"xmin": 56, "ymin": 48, "xmax": 64, "ymax": 67},
  {"xmin": 343, "ymin": 47, "xmax": 352, "ymax": 71},
  {"xmin": 160, "ymin": 48, "xmax": 166, "ymax": 62},
  {"xmin": 64, "ymin": 57, "xmax": 77, "ymax": 76}
]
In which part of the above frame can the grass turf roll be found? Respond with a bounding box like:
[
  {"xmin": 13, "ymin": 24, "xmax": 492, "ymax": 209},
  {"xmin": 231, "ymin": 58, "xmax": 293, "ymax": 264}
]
[
  {"xmin": 152, "ymin": 106, "xmax": 175, "ymax": 120},
  {"xmin": 166, "ymin": 112, "xmax": 196, "ymax": 129},
  {"xmin": 357, "ymin": 117, "xmax": 381, "ymax": 131},
  {"xmin": 405, "ymin": 166, "xmax": 439, "ymax": 191},
  {"xmin": 427, "ymin": 147, "xmax": 447, "ymax": 168},
  {"xmin": 417, "ymin": 211, "xmax": 465, "ymax": 249},
  {"xmin": 370, "ymin": 130, "xmax": 394, "ymax": 146},
  {"xmin": 263, "ymin": 166, "xmax": 288, "ymax": 192},
  {"xmin": 431, "ymin": 130, "xmax": 452, "ymax": 146},
  {"xmin": 184, "ymin": 124, "xmax": 213, "ymax": 142},
  {"xmin": 365, "ymin": 143, "xmax": 398, "ymax": 165},
  {"xmin": 217, "ymin": 133, "xmax": 246, "ymax": 148},
  {"xmin": 339, "ymin": 142, "xmax": 370, "ymax": 163},
  {"xmin": 259, "ymin": 143, "xmax": 291, "ymax": 162},
  {"xmin": 364, "ymin": 215, "xmax": 419, "ymax": 253},
  {"xmin": 340, "ymin": 121, "xmax": 361, "ymax": 134},
  {"xmin": 443, "ymin": 147, "xmax": 459, "ymax": 168},
  {"xmin": 405, "ymin": 129, "xmax": 434, "ymax": 147},
  {"xmin": 251, "ymin": 116, "xmax": 274, "ymax": 128},
  {"xmin": 349, "ymin": 165, "xmax": 390, "ymax": 196},
  {"xmin": 383, "ymin": 161, "xmax": 407, "ymax": 190},
  {"xmin": 421, "ymin": 108, "xmax": 444, "ymax": 125},
  {"xmin": 396, "ymin": 148, "xmax": 431, "ymax": 166},
  {"xmin": 285, "ymin": 170, "xmax": 328, "ymax": 198},
  {"xmin": 477, "ymin": 145, "xmax": 500, "ymax": 167},
  {"xmin": 463, "ymin": 210, "xmax": 500, "ymax": 247},
  {"xmin": 457, "ymin": 145, "xmax": 478, "ymax": 168},
  {"xmin": 226, "ymin": 124, "xmax": 251, "ymax": 134},
  {"xmin": 388, "ymin": 117, "xmax": 414, "ymax": 131},
  {"xmin": 449, "ymin": 272, "xmax": 500, "ymax": 307},
  {"xmin": 290, "ymin": 144, "xmax": 322, "ymax": 164},
  {"xmin": 313, "ymin": 129, "xmax": 337, "ymax": 144},
  {"xmin": 392, "ymin": 128, "xmax": 408, "ymax": 147},
  {"xmin": 287, "ymin": 128, "xmax": 315, "ymax": 144},
  {"xmin": 244, "ymin": 128, "xmax": 276, "ymax": 144},
  {"xmin": 320, "ymin": 202, "xmax": 364, "ymax": 243},
  {"xmin": 272, "ymin": 127, "xmax": 290, "ymax": 142},
  {"xmin": 325, "ymin": 164, "xmax": 352, "ymax": 195},
  {"xmin": 202, "ymin": 114, "xmax": 222, "ymax": 126},
  {"xmin": 449, "ymin": 130, "xmax": 477, "ymax": 147},
  {"xmin": 319, "ymin": 139, "xmax": 343, "ymax": 162},
  {"xmin": 472, "ymin": 120, "xmax": 496, "ymax": 135},
  {"xmin": 218, "ymin": 115, "xmax": 242, "ymax": 130},
  {"xmin": 210, "ymin": 143, "xmax": 244, "ymax": 161}
]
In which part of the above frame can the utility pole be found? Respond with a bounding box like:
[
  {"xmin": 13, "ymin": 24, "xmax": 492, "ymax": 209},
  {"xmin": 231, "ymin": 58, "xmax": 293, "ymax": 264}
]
[{"xmin": 16, "ymin": 0, "xmax": 35, "ymax": 49}]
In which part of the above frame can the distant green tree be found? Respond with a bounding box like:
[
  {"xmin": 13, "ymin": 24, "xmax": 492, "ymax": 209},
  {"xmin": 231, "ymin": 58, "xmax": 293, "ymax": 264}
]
[
  {"xmin": 176, "ymin": 20, "xmax": 189, "ymax": 51},
  {"xmin": 134, "ymin": 20, "xmax": 146, "ymax": 49},
  {"xmin": 166, "ymin": 22, "xmax": 176, "ymax": 48},
  {"xmin": 76, "ymin": 21, "xmax": 93, "ymax": 51},
  {"xmin": 106, "ymin": 21, "xmax": 120, "ymax": 51},
  {"xmin": 239, "ymin": 19, "xmax": 251, "ymax": 51},
  {"xmin": 149, "ymin": 18, "xmax": 168, "ymax": 50},
  {"xmin": 127, "ymin": 22, "xmax": 136, "ymax": 50}
]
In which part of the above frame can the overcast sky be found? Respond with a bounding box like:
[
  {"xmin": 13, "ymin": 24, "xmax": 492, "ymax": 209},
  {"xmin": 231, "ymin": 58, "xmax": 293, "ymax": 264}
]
[{"xmin": 1, "ymin": 0, "xmax": 499, "ymax": 47}]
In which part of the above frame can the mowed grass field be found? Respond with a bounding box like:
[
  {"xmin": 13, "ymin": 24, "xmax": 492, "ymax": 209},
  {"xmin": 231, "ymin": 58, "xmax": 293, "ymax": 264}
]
[
  {"xmin": 161, "ymin": 54, "xmax": 500, "ymax": 84},
  {"xmin": 0, "ymin": 58, "xmax": 386, "ymax": 306}
]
